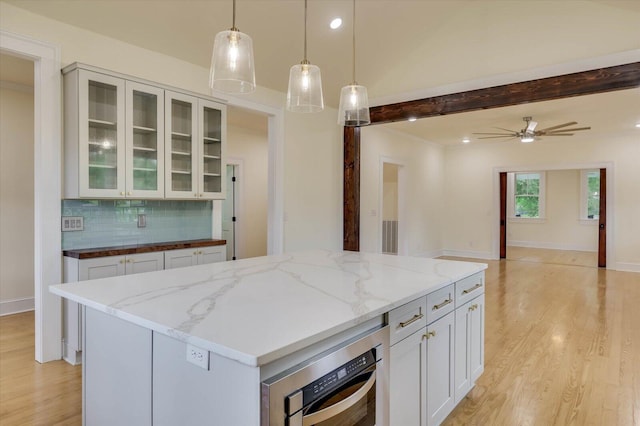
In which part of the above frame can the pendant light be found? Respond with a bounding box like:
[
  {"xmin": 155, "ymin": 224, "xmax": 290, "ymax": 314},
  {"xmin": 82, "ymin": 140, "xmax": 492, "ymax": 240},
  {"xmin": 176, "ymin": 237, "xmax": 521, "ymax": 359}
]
[
  {"xmin": 287, "ymin": 0, "xmax": 324, "ymax": 112},
  {"xmin": 338, "ymin": 0, "xmax": 370, "ymax": 126},
  {"xmin": 209, "ymin": 0, "xmax": 256, "ymax": 94}
]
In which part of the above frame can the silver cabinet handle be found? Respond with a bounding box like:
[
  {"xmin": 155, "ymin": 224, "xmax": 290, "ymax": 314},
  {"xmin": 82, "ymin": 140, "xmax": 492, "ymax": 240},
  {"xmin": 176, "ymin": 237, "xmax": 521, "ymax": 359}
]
[
  {"xmin": 432, "ymin": 298, "xmax": 452, "ymax": 311},
  {"xmin": 399, "ymin": 313, "xmax": 423, "ymax": 328},
  {"xmin": 462, "ymin": 283, "xmax": 483, "ymax": 294}
]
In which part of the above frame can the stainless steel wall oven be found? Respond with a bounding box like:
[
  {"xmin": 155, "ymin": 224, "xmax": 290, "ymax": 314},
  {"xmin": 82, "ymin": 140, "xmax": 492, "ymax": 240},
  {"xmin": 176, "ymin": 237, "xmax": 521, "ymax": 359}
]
[{"xmin": 261, "ymin": 326, "xmax": 389, "ymax": 426}]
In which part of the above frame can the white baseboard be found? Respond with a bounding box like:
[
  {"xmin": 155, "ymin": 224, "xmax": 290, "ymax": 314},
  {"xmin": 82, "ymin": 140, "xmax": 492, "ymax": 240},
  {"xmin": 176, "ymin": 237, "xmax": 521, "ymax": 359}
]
[
  {"xmin": 0, "ymin": 297, "xmax": 35, "ymax": 316},
  {"xmin": 412, "ymin": 249, "xmax": 445, "ymax": 258},
  {"xmin": 441, "ymin": 249, "xmax": 496, "ymax": 260},
  {"xmin": 62, "ymin": 341, "xmax": 82, "ymax": 365},
  {"xmin": 614, "ymin": 262, "xmax": 640, "ymax": 273},
  {"xmin": 508, "ymin": 240, "xmax": 597, "ymax": 252}
]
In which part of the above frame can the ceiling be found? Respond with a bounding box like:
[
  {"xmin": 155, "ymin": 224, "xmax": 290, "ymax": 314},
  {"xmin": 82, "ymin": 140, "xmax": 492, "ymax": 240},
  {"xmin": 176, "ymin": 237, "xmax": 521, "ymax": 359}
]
[{"xmin": 3, "ymin": 0, "xmax": 639, "ymax": 145}]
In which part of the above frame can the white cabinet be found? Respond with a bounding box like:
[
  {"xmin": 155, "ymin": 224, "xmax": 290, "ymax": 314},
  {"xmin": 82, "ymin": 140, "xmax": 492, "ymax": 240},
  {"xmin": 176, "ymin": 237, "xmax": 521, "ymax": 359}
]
[
  {"xmin": 64, "ymin": 67, "xmax": 165, "ymax": 198},
  {"xmin": 454, "ymin": 294, "xmax": 485, "ymax": 404},
  {"xmin": 164, "ymin": 245, "xmax": 226, "ymax": 270},
  {"xmin": 63, "ymin": 252, "xmax": 164, "ymax": 364},
  {"xmin": 390, "ymin": 329, "xmax": 426, "ymax": 426},
  {"xmin": 388, "ymin": 272, "xmax": 485, "ymax": 426},
  {"xmin": 426, "ymin": 311, "xmax": 455, "ymax": 426},
  {"xmin": 165, "ymin": 92, "xmax": 226, "ymax": 199}
]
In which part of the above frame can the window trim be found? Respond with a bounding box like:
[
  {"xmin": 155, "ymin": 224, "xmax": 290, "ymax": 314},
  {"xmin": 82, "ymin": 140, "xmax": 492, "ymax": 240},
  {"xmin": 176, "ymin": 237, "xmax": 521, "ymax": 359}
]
[
  {"xmin": 507, "ymin": 171, "xmax": 546, "ymax": 221},
  {"xmin": 580, "ymin": 169, "xmax": 600, "ymax": 222}
]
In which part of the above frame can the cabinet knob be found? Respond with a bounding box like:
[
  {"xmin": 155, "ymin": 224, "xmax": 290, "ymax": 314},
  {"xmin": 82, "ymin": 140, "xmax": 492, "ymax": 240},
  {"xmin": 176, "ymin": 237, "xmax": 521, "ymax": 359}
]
[
  {"xmin": 194, "ymin": 251, "xmax": 198, "ymax": 255},
  {"xmin": 194, "ymin": 193, "xmax": 198, "ymax": 197},
  {"xmin": 200, "ymin": 193, "xmax": 204, "ymax": 197},
  {"xmin": 120, "ymin": 192, "xmax": 125, "ymax": 196},
  {"xmin": 127, "ymin": 191, "xmax": 132, "ymax": 196},
  {"xmin": 119, "ymin": 259, "xmax": 125, "ymax": 264}
]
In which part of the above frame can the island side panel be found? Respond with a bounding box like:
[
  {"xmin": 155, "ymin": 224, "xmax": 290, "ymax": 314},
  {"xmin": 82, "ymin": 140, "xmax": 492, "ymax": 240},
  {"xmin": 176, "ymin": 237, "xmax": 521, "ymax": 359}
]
[
  {"xmin": 152, "ymin": 332, "xmax": 261, "ymax": 425},
  {"xmin": 84, "ymin": 307, "xmax": 152, "ymax": 426}
]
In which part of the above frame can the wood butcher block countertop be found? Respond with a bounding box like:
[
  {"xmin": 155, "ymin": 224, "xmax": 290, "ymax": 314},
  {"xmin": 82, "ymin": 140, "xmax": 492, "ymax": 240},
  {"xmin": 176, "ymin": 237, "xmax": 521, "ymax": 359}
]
[{"xmin": 63, "ymin": 239, "xmax": 226, "ymax": 259}]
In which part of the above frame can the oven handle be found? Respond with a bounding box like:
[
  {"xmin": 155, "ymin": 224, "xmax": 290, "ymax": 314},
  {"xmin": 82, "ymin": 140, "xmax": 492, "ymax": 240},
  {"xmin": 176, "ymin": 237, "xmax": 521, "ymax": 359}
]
[{"xmin": 302, "ymin": 370, "xmax": 376, "ymax": 426}]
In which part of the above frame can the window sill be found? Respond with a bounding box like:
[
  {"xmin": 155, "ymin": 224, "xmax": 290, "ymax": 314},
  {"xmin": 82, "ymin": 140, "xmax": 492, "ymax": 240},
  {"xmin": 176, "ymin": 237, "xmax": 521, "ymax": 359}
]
[{"xmin": 508, "ymin": 217, "xmax": 547, "ymax": 224}]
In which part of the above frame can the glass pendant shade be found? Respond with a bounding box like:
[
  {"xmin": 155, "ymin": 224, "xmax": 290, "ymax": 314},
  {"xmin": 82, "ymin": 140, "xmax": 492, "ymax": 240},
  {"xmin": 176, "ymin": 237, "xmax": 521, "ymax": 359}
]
[
  {"xmin": 338, "ymin": 84, "xmax": 370, "ymax": 126},
  {"xmin": 287, "ymin": 62, "xmax": 324, "ymax": 113},
  {"xmin": 209, "ymin": 29, "xmax": 256, "ymax": 94}
]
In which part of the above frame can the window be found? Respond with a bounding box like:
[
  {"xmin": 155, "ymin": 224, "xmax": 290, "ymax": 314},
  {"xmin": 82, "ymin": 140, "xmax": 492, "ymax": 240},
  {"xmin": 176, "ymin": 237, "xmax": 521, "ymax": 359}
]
[
  {"xmin": 507, "ymin": 172, "xmax": 546, "ymax": 220},
  {"xmin": 581, "ymin": 170, "xmax": 600, "ymax": 220}
]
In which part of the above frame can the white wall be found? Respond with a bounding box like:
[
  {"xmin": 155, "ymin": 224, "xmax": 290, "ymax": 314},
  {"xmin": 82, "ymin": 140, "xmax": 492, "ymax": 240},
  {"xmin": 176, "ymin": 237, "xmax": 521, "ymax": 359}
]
[
  {"xmin": 382, "ymin": 163, "xmax": 398, "ymax": 221},
  {"xmin": 0, "ymin": 2, "xmax": 345, "ymax": 254},
  {"xmin": 227, "ymin": 124, "xmax": 268, "ymax": 258},
  {"xmin": 507, "ymin": 169, "xmax": 598, "ymax": 252},
  {"xmin": 361, "ymin": 126, "xmax": 444, "ymax": 257},
  {"xmin": 0, "ymin": 84, "xmax": 34, "ymax": 314},
  {"xmin": 443, "ymin": 132, "xmax": 640, "ymax": 271}
]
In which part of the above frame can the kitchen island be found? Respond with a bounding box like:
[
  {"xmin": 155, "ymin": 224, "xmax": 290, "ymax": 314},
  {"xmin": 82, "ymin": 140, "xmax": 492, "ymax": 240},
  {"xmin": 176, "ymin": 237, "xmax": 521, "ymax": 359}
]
[{"xmin": 50, "ymin": 250, "xmax": 487, "ymax": 425}]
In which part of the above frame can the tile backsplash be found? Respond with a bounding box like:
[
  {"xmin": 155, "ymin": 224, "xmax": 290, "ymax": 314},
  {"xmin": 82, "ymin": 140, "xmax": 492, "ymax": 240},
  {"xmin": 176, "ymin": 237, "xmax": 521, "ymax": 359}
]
[{"xmin": 62, "ymin": 199, "xmax": 212, "ymax": 250}]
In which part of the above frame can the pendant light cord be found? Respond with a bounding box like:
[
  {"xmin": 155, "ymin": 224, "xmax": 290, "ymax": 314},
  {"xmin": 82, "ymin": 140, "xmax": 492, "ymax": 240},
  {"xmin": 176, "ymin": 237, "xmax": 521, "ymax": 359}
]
[
  {"xmin": 304, "ymin": 0, "xmax": 308, "ymax": 62},
  {"xmin": 231, "ymin": 0, "xmax": 237, "ymax": 31},
  {"xmin": 352, "ymin": 0, "xmax": 356, "ymax": 84}
]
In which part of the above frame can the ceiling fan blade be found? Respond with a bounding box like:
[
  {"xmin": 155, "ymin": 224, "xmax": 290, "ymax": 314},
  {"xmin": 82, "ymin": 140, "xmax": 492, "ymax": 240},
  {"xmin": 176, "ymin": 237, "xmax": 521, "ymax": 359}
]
[
  {"xmin": 545, "ymin": 126, "xmax": 591, "ymax": 133},
  {"xmin": 472, "ymin": 132, "xmax": 516, "ymax": 136},
  {"xmin": 526, "ymin": 120, "xmax": 538, "ymax": 133},
  {"xmin": 493, "ymin": 127, "xmax": 519, "ymax": 133},
  {"xmin": 544, "ymin": 133, "xmax": 574, "ymax": 136},
  {"xmin": 537, "ymin": 121, "xmax": 577, "ymax": 132},
  {"xmin": 477, "ymin": 135, "xmax": 515, "ymax": 139}
]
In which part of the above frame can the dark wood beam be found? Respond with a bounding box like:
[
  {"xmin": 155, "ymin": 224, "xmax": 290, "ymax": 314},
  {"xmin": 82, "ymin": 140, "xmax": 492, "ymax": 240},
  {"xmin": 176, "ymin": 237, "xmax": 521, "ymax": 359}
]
[
  {"xmin": 343, "ymin": 126, "xmax": 360, "ymax": 251},
  {"xmin": 369, "ymin": 62, "xmax": 640, "ymax": 125},
  {"xmin": 343, "ymin": 62, "xmax": 640, "ymax": 252}
]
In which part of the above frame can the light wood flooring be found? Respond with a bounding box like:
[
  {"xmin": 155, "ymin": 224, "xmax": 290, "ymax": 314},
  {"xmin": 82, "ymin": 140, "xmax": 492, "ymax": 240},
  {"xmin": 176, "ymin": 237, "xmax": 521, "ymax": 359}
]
[
  {"xmin": 506, "ymin": 246, "xmax": 598, "ymax": 268},
  {"xmin": 0, "ymin": 253, "xmax": 638, "ymax": 425}
]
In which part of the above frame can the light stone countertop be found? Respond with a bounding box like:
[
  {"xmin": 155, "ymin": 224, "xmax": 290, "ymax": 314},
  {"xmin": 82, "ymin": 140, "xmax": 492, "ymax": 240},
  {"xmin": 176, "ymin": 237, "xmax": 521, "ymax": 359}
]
[{"xmin": 50, "ymin": 250, "xmax": 487, "ymax": 367}]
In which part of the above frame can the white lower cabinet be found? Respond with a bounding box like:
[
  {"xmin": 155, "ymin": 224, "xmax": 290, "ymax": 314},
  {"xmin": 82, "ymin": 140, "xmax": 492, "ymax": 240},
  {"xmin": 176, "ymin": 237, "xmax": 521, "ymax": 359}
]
[
  {"xmin": 389, "ymin": 272, "xmax": 485, "ymax": 426},
  {"xmin": 164, "ymin": 245, "xmax": 226, "ymax": 270},
  {"xmin": 390, "ymin": 328, "xmax": 427, "ymax": 426},
  {"xmin": 426, "ymin": 311, "xmax": 455, "ymax": 426}
]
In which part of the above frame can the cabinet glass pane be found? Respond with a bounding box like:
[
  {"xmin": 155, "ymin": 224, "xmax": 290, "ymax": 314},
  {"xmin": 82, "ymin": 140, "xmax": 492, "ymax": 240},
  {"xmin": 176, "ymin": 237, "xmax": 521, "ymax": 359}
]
[
  {"xmin": 88, "ymin": 80, "xmax": 118, "ymax": 190},
  {"xmin": 132, "ymin": 90, "xmax": 158, "ymax": 191},
  {"xmin": 202, "ymin": 107, "xmax": 222, "ymax": 193},
  {"xmin": 170, "ymin": 100, "xmax": 193, "ymax": 192}
]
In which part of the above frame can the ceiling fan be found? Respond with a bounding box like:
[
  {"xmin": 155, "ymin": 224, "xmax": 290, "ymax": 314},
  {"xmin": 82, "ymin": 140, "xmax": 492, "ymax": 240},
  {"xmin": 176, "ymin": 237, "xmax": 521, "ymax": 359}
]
[{"xmin": 473, "ymin": 116, "xmax": 591, "ymax": 143}]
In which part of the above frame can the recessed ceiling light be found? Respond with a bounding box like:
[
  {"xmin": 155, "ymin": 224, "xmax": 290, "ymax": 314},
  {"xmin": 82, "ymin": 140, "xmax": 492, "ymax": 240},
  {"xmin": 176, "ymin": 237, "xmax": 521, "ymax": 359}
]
[
  {"xmin": 330, "ymin": 18, "xmax": 342, "ymax": 29},
  {"xmin": 462, "ymin": 138, "xmax": 470, "ymax": 144},
  {"xmin": 635, "ymin": 122, "xmax": 640, "ymax": 128},
  {"xmin": 408, "ymin": 117, "xmax": 417, "ymax": 122}
]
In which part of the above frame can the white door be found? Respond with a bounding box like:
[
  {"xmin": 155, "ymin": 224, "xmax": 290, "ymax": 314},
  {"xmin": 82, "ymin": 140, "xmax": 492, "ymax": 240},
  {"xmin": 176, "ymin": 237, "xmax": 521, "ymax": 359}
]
[
  {"xmin": 469, "ymin": 294, "xmax": 485, "ymax": 383},
  {"xmin": 426, "ymin": 311, "xmax": 455, "ymax": 426},
  {"xmin": 199, "ymin": 245, "xmax": 226, "ymax": 264},
  {"xmin": 390, "ymin": 329, "xmax": 427, "ymax": 426},
  {"xmin": 125, "ymin": 252, "xmax": 164, "ymax": 275},
  {"xmin": 164, "ymin": 248, "xmax": 198, "ymax": 270}
]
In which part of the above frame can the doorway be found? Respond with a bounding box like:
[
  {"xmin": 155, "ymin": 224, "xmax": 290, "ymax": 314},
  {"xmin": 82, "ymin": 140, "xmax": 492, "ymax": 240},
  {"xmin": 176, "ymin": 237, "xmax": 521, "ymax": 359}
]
[
  {"xmin": 381, "ymin": 163, "xmax": 399, "ymax": 254},
  {"xmin": 498, "ymin": 166, "xmax": 609, "ymax": 268}
]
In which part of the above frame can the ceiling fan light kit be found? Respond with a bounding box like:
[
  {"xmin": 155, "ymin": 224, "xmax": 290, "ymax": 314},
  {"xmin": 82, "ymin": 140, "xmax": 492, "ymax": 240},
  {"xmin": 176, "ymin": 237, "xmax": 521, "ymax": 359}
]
[
  {"xmin": 473, "ymin": 116, "xmax": 591, "ymax": 143},
  {"xmin": 210, "ymin": 0, "xmax": 256, "ymax": 94}
]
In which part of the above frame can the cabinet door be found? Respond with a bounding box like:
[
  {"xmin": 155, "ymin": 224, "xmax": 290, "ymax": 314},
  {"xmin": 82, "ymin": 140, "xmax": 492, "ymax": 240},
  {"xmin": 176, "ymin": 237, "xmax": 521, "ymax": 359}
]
[
  {"xmin": 164, "ymin": 248, "xmax": 198, "ymax": 270},
  {"xmin": 125, "ymin": 252, "xmax": 164, "ymax": 275},
  {"xmin": 454, "ymin": 301, "xmax": 472, "ymax": 404},
  {"xmin": 426, "ymin": 311, "xmax": 455, "ymax": 426},
  {"xmin": 198, "ymin": 245, "xmax": 226, "ymax": 264},
  {"xmin": 197, "ymin": 99, "xmax": 226, "ymax": 199},
  {"xmin": 78, "ymin": 256, "xmax": 126, "ymax": 281},
  {"xmin": 390, "ymin": 330, "xmax": 427, "ymax": 426},
  {"xmin": 78, "ymin": 70, "xmax": 126, "ymax": 198},
  {"xmin": 126, "ymin": 81, "xmax": 165, "ymax": 198},
  {"xmin": 165, "ymin": 91, "xmax": 199, "ymax": 199},
  {"xmin": 469, "ymin": 293, "xmax": 485, "ymax": 383}
]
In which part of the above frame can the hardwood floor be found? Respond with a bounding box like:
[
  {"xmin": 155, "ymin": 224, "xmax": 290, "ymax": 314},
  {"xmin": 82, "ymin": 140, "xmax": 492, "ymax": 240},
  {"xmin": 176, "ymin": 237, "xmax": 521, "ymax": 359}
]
[
  {"xmin": 0, "ymin": 311, "xmax": 81, "ymax": 426},
  {"xmin": 0, "ymin": 255, "xmax": 638, "ymax": 425},
  {"xmin": 506, "ymin": 246, "xmax": 598, "ymax": 268},
  {"xmin": 442, "ymin": 257, "xmax": 640, "ymax": 426}
]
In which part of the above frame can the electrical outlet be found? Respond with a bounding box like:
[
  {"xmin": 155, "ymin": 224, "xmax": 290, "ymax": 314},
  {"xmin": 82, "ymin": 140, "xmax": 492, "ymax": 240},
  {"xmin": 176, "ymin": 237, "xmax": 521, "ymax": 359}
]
[
  {"xmin": 62, "ymin": 216, "xmax": 84, "ymax": 232},
  {"xmin": 137, "ymin": 214, "xmax": 146, "ymax": 228},
  {"xmin": 186, "ymin": 344, "xmax": 209, "ymax": 370}
]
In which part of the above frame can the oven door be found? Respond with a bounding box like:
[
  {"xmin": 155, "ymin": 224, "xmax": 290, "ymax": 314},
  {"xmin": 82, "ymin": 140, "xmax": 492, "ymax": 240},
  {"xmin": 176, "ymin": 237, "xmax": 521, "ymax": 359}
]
[{"xmin": 301, "ymin": 364, "xmax": 376, "ymax": 426}]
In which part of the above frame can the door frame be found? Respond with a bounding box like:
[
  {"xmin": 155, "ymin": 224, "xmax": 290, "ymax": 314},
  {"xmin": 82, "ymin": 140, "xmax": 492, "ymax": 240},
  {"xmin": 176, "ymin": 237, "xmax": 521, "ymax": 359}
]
[
  {"xmin": 378, "ymin": 157, "xmax": 407, "ymax": 255},
  {"xmin": 1, "ymin": 30, "xmax": 62, "ymax": 362},
  {"xmin": 493, "ymin": 162, "xmax": 614, "ymax": 268},
  {"xmin": 224, "ymin": 158, "xmax": 244, "ymax": 259}
]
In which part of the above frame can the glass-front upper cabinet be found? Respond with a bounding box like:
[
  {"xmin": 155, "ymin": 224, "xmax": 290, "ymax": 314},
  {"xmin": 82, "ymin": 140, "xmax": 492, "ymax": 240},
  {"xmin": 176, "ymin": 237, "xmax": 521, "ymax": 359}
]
[
  {"xmin": 165, "ymin": 92, "xmax": 226, "ymax": 199},
  {"xmin": 73, "ymin": 70, "xmax": 126, "ymax": 198},
  {"xmin": 64, "ymin": 66, "xmax": 165, "ymax": 198},
  {"xmin": 125, "ymin": 81, "xmax": 164, "ymax": 198},
  {"xmin": 198, "ymin": 99, "xmax": 226, "ymax": 199}
]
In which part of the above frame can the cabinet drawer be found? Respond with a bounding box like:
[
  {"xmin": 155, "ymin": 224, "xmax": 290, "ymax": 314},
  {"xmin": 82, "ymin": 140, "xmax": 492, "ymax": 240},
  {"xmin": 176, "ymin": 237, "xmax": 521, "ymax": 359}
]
[
  {"xmin": 426, "ymin": 284, "xmax": 455, "ymax": 324},
  {"xmin": 455, "ymin": 272, "xmax": 485, "ymax": 307},
  {"xmin": 388, "ymin": 297, "xmax": 427, "ymax": 346}
]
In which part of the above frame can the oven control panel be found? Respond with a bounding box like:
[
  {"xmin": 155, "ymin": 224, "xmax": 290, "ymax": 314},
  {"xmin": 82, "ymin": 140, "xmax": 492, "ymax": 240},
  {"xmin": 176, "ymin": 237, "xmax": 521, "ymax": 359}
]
[{"xmin": 302, "ymin": 349, "xmax": 375, "ymax": 402}]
